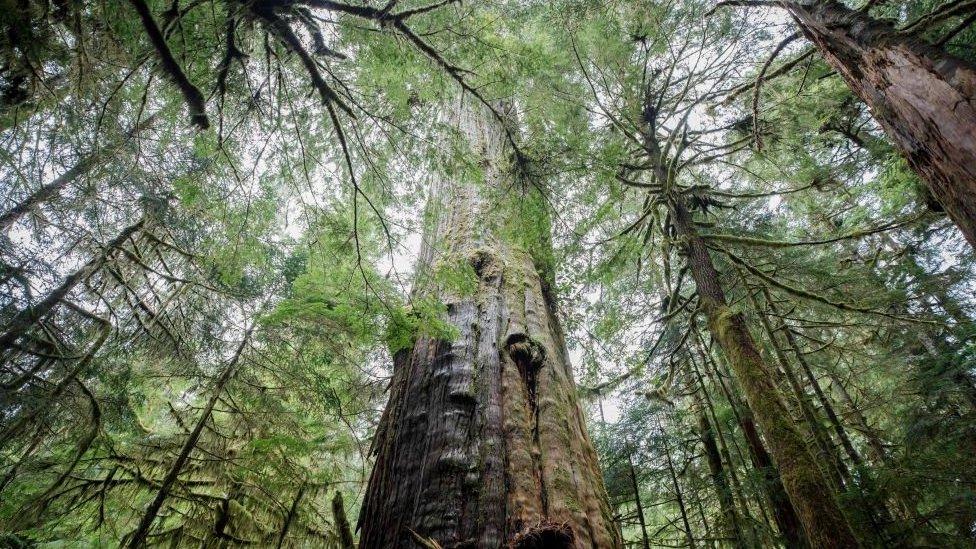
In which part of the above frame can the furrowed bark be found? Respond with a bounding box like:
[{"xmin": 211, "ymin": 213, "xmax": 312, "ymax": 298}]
[
  {"xmin": 670, "ymin": 196, "xmax": 859, "ymax": 548},
  {"xmin": 359, "ymin": 98, "xmax": 620, "ymax": 548},
  {"xmin": 785, "ymin": 0, "xmax": 976, "ymax": 249}
]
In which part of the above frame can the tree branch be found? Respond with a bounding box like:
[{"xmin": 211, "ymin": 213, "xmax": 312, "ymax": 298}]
[{"xmin": 127, "ymin": 0, "xmax": 209, "ymax": 129}]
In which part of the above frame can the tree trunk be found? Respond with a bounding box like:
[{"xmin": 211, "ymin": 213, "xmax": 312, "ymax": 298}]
[
  {"xmin": 786, "ymin": 0, "xmax": 976, "ymax": 249},
  {"xmin": 276, "ymin": 484, "xmax": 306, "ymax": 549},
  {"xmin": 696, "ymin": 339, "xmax": 807, "ymax": 548},
  {"xmin": 333, "ymin": 491, "xmax": 356, "ymax": 549},
  {"xmin": 358, "ymin": 98, "xmax": 620, "ymax": 549},
  {"xmin": 627, "ymin": 452, "xmax": 651, "ymax": 549},
  {"xmin": 669, "ymin": 197, "xmax": 859, "ymax": 548},
  {"xmin": 659, "ymin": 415, "xmax": 696, "ymax": 549},
  {"xmin": 0, "ymin": 217, "xmax": 145, "ymax": 348},
  {"xmin": 0, "ymin": 114, "xmax": 156, "ymax": 232},
  {"xmin": 737, "ymin": 408, "xmax": 809, "ymax": 548},
  {"xmin": 695, "ymin": 400, "xmax": 744, "ymax": 548},
  {"xmin": 747, "ymin": 285, "xmax": 852, "ymax": 489},
  {"xmin": 125, "ymin": 328, "xmax": 252, "ymax": 548}
]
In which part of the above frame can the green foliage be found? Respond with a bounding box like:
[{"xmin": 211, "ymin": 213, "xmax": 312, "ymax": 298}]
[{"xmin": 2, "ymin": 0, "xmax": 976, "ymax": 546}]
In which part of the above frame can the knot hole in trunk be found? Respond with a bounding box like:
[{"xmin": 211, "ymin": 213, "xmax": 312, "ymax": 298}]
[
  {"xmin": 510, "ymin": 522, "xmax": 573, "ymax": 549},
  {"xmin": 468, "ymin": 248, "xmax": 500, "ymax": 280},
  {"xmin": 504, "ymin": 334, "xmax": 546, "ymax": 411}
]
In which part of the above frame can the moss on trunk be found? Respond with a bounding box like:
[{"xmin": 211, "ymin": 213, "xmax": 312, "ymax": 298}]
[
  {"xmin": 359, "ymin": 99, "xmax": 620, "ymax": 548},
  {"xmin": 788, "ymin": 0, "xmax": 976, "ymax": 250},
  {"xmin": 670, "ymin": 197, "xmax": 859, "ymax": 548}
]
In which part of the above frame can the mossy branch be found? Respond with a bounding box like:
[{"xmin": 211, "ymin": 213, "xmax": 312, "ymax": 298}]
[
  {"xmin": 127, "ymin": 0, "xmax": 209, "ymax": 129},
  {"xmin": 724, "ymin": 48, "xmax": 815, "ymax": 103},
  {"xmin": 703, "ymin": 212, "xmax": 927, "ymax": 248},
  {"xmin": 720, "ymin": 249, "xmax": 939, "ymax": 324}
]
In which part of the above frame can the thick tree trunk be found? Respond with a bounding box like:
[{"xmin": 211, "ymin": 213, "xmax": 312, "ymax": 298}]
[
  {"xmin": 670, "ymin": 197, "xmax": 859, "ymax": 548},
  {"xmin": 786, "ymin": 0, "xmax": 976, "ymax": 249},
  {"xmin": 359, "ymin": 99, "xmax": 620, "ymax": 549}
]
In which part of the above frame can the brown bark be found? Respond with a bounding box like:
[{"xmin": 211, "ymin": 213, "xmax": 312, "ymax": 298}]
[
  {"xmin": 333, "ymin": 491, "xmax": 356, "ymax": 549},
  {"xmin": 786, "ymin": 0, "xmax": 976, "ymax": 249},
  {"xmin": 670, "ymin": 196, "xmax": 859, "ymax": 548},
  {"xmin": 358, "ymin": 99, "xmax": 620, "ymax": 548},
  {"xmin": 826, "ymin": 370, "xmax": 887, "ymax": 464},
  {"xmin": 696, "ymin": 339, "xmax": 808, "ymax": 548},
  {"xmin": 769, "ymin": 294, "xmax": 864, "ymax": 469},
  {"xmin": 738, "ymin": 409, "xmax": 809, "ymax": 548},
  {"xmin": 659, "ymin": 415, "xmax": 696, "ymax": 548},
  {"xmin": 695, "ymin": 400, "xmax": 744, "ymax": 547}
]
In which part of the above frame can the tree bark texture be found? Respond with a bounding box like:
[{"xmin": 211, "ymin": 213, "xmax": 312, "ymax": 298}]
[
  {"xmin": 669, "ymin": 197, "xmax": 859, "ymax": 548},
  {"xmin": 787, "ymin": 0, "xmax": 976, "ymax": 249},
  {"xmin": 359, "ymin": 99, "xmax": 620, "ymax": 549},
  {"xmin": 697, "ymin": 341, "xmax": 808, "ymax": 548},
  {"xmin": 696, "ymin": 406, "xmax": 743, "ymax": 548}
]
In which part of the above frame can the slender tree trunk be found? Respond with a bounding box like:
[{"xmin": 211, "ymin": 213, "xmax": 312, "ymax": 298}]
[
  {"xmin": 333, "ymin": 491, "xmax": 356, "ymax": 549},
  {"xmin": 276, "ymin": 484, "xmax": 306, "ymax": 549},
  {"xmin": 825, "ymin": 370, "xmax": 887, "ymax": 463},
  {"xmin": 660, "ymin": 415, "xmax": 696, "ymax": 549},
  {"xmin": 696, "ymin": 340, "xmax": 807, "ymax": 548},
  {"xmin": 687, "ymin": 360, "xmax": 747, "ymax": 547},
  {"xmin": 737, "ymin": 408, "xmax": 809, "ymax": 548},
  {"xmin": 786, "ymin": 0, "xmax": 976, "ymax": 249},
  {"xmin": 0, "ymin": 115, "xmax": 156, "ymax": 232},
  {"xmin": 692, "ymin": 357, "xmax": 768, "ymax": 543},
  {"xmin": 747, "ymin": 284, "xmax": 851, "ymax": 488},
  {"xmin": 125, "ymin": 328, "xmax": 252, "ymax": 548},
  {"xmin": 358, "ymin": 99, "xmax": 620, "ymax": 548},
  {"xmin": 627, "ymin": 452, "xmax": 651, "ymax": 549},
  {"xmin": 695, "ymin": 394, "xmax": 744, "ymax": 548},
  {"xmin": 0, "ymin": 218, "xmax": 145, "ymax": 348},
  {"xmin": 768, "ymin": 293, "xmax": 864, "ymax": 468},
  {"xmin": 669, "ymin": 196, "xmax": 859, "ymax": 548}
]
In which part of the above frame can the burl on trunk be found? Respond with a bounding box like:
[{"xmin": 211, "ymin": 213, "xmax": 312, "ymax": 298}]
[{"xmin": 358, "ymin": 98, "xmax": 621, "ymax": 549}]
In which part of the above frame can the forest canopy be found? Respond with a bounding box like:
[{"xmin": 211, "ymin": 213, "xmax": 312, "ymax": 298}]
[{"xmin": 1, "ymin": 0, "xmax": 975, "ymax": 547}]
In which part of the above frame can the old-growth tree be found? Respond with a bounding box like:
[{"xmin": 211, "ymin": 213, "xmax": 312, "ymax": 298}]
[
  {"xmin": 360, "ymin": 98, "xmax": 621, "ymax": 548},
  {"xmin": 1, "ymin": 0, "xmax": 976, "ymax": 547},
  {"xmin": 716, "ymin": 0, "xmax": 976, "ymax": 249}
]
